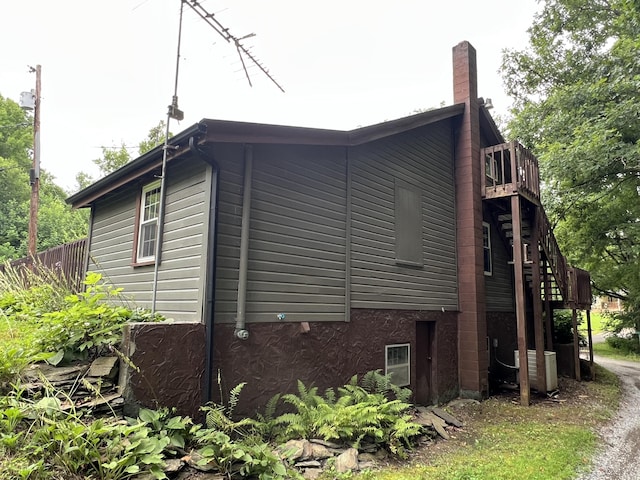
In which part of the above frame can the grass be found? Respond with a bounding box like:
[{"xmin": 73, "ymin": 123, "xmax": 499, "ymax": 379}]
[
  {"xmin": 352, "ymin": 364, "xmax": 620, "ymax": 480},
  {"xmin": 592, "ymin": 341, "xmax": 640, "ymax": 362},
  {"xmin": 579, "ymin": 311, "xmax": 607, "ymax": 335}
]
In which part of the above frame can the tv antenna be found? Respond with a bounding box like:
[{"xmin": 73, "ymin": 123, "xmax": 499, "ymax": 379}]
[
  {"xmin": 184, "ymin": 0, "xmax": 285, "ymax": 92},
  {"xmin": 152, "ymin": 0, "xmax": 284, "ymax": 312}
]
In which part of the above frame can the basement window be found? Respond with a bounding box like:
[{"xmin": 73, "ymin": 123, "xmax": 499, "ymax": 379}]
[
  {"xmin": 483, "ymin": 222, "xmax": 492, "ymax": 276},
  {"xmin": 385, "ymin": 343, "xmax": 410, "ymax": 387},
  {"xmin": 135, "ymin": 180, "xmax": 161, "ymax": 264}
]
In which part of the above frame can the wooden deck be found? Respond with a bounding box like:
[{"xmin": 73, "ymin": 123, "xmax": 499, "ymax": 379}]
[{"xmin": 481, "ymin": 142, "xmax": 591, "ymax": 310}]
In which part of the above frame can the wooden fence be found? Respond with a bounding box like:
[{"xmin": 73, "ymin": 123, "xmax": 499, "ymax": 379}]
[{"xmin": 0, "ymin": 238, "xmax": 88, "ymax": 292}]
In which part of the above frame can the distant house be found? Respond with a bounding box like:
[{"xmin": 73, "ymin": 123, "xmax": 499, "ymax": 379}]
[
  {"xmin": 592, "ymin": 295, "xmax": 624, "ymax": 313},
  {"xmin": 68, "ymin": 41, "xmax": 592, "ymax": 416}
]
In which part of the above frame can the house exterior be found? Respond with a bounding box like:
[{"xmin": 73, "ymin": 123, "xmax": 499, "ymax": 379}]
[{"xmin": 68, "ymin": 41, "xmax": 592, "ymax": 417}]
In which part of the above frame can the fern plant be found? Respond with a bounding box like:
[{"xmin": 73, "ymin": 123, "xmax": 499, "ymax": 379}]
[{"xmin": 272, "ymin": 373, "xmax": 424, "ymax": 457}]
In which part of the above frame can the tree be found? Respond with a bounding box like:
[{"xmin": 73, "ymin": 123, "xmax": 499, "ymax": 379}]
[
  {"xmin": 0, "ymin": 94, "xmax": 88, "ymax": 262},
  {"xmin": 83, "ymin": 120, "xmax": 171, "ymax": 185},
  {"xmin": 502, "ymin": 0, "xmax": 640, "ymax": 329}
]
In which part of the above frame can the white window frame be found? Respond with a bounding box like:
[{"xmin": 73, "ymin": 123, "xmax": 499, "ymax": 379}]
[
  {"xmin": 136, "ymin": 180, "xmax": 161, "ymax": 263},
  {"xmin": 385, "ymin": 343, "xmax": 411, "ymax": 387},
  {"xmin": 483, "ymin": 222, "xmax": 492, "ymax": 276}
]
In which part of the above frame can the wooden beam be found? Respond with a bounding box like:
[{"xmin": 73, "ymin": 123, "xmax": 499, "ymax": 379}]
[
  {"xmin": 542, "ymin": 258, "xmax": 554, "ymax": 350},
  {"xmin": 587, "ymin": 309, "xmax": 594, "ymax": 379},
  {"xmin": 512, "ymin": 195, "xmax": 530, "ymax": 405},
  {"xmin": 531, "ymin": 210, "xmax": 547, "ymax": 392},
  {"xmin": 572, "ymin": 309, "xmax": 581, "ymax": 381}
]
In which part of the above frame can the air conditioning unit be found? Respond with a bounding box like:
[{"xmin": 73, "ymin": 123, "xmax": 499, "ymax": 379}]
[{"xmin": 514, "ymin": 350, "xmax": 558, "ymax": 392}]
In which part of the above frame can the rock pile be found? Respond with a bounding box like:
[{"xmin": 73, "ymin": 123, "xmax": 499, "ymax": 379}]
[{"xmin": 21, "ymin": 356, "xmax": 123, "ymax": 414}]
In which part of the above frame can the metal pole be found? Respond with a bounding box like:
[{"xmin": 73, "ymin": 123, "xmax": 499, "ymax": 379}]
[
  {"xmin": 27, "ymin": 65, "xmax": 42, "ymax": 261},
  {"xmin": 151, "ymin": 1, "xmax": 185, "ymax": 313}
]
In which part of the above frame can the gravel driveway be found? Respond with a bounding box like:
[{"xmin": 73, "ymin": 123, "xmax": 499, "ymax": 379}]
[{"xmin": 577, "ymin": 355, "xmax": 640, "ymax": 480}]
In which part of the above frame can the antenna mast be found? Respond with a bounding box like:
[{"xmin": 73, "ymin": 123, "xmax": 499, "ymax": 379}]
[
  {"xmin": 183, "ymin": 0, "xmax": 285, "ymax": 92},
  {"xmin": 151, "ymin": 0, "xmax": 284, "ymax": 313}
]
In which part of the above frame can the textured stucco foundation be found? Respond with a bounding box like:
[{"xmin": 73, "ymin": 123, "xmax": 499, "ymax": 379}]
[
  {"xmin": 213, "ymin": 309, "xmax": 458, "ymax": 416},
  {"xmin": 120, "ymin": 322, "xmax": 205, "ymax": 418}
]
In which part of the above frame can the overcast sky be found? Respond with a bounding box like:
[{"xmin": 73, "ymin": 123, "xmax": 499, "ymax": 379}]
[{"xmin": 1, "ymin": 0, "xmax": 539, "ymax": 192}]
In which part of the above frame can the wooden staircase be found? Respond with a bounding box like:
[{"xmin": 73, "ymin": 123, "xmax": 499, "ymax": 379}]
[{"xmin": 482, "ymin": 142, "xmax": 591, "ymax": 310}]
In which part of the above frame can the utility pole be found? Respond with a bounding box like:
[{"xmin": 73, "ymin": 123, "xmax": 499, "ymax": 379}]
[{"xmin": 27, "ymin": 65, "xmax": 42, "ymax": 260}]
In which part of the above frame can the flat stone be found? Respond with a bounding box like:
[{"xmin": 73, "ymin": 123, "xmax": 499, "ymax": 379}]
[
  {"xmin": 335, "ymin": 448, "xmax": 359, "ymax": 473},
  {"xmin": 432, "ymin": 407, "xmax": 463, "ymax": 427},
  {"xmin": 447, "ymin": 398, "xmax": 480, "ymax": 408},
  {"xmin": 302, "ymin": 468, "xmax": 323, "ymax": 480},
  {"xmin": 310, "ymin": 438, "xmax": 342, "ymax": 449},
  {"xmin": 175, "ymin": 470, "xmax": 225, "ymax": 480},
  {"xmin": 358, "ymin": 453, "xmax": 377, "ymax": 463},
  {"xmin": 358, "ymin": 460, "xmax": 376, "ymax": 470},
  {"xmin": 374, "ymin": 449, "xmax": 389, "ymax": 460},
  {"xmin": 87, "ymin": 356, "xmax": 119, "ymax": 378},
  {"xmin": 164, "ymin": 458, "xmax": 184, "ymax": 473},
  {"xmin": 184, "ymin": 452, "xmax": 215, "ymax": 472},
  {"xmin": 295, "ymin": 460, "xmax": 321, "ymax": 468},
  {"xmin": 277, "ymin": 439, "xmax": 309, "ymax": 460},
  {"xmin": 309, "ymin": 443, "xmax": 332, "ymax": 459},
  {"xmin": 25, "ymin": 363, "xmax": 88, "ymax": 382}
]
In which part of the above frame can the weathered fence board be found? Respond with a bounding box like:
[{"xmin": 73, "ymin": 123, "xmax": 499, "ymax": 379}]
[{"xmin": 0, "ymin": 238, "xmax": 88, "ymax": 292}]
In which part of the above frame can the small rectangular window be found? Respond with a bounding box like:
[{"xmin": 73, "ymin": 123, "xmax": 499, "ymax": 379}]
[
  {"xmin": 136, "ymin": 181, "xmax": 161, "ymax": 263},
  {"xmin": 385, "ymin": 343, "xmax": 410, "ymax": 387},
  {"xmin": 395, "ymin": 180, "xmax": 422, "ymax": 267},
  {"xmin": 483, "ymin": 222, "xmax": 492, "ymax": 276}
]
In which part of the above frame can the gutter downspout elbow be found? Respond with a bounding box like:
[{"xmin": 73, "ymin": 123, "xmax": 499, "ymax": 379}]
[{"xmin": 235, "ymin": 144, "xmax": 253, "ymax": 340}]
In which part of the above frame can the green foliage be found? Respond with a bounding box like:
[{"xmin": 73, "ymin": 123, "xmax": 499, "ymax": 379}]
[
  {"xmin": 78, "ymin": 120, "xmax": 173, "ymax": 189},
  {"xmin": 274, "ymin": 372, "xmax": 422, "ymax": 457},
  {"xmin": 553, "ymin": 310, "xmax": 584, "ymax": 344},
  {"xmin": 0, "ymin": 93, "xmax": 88, "ymax": 262},
  {"xmin": 605, "ymin": 334, "xmax": 640, "ymax": 355},
  {"xmin": 0, "ymin": 388, "xmax": 170, "ymax": 480},
  {"xmin": 195, "ymin": 428, "xmax": 288, "ymax": 480},
  {"xmin": 502, "ymin": 0, "xmax": 640, "ymax": 330},
  {"xmin": 135, "ymin": 407, "xmax": 195, "ymax": 452},
  {"xmin": 34, "ymin": 272, "xmax": 163, "ymax": 365}
]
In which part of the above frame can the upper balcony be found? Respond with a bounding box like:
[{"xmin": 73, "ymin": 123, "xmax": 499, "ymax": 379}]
[{"xmin": 482, "ymin": 141, "xmax": 540, "ymax": 204}]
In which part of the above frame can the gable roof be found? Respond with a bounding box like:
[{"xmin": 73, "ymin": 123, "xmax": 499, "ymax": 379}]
[{"xmin": 67, "ymin": 103, "xmax": 466, "ymax": 208}]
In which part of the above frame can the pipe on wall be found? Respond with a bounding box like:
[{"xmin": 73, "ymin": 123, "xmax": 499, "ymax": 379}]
[
  {"xmin": 235, "ymin": 144, "xmax": 253, "ymax": 340},
  {"xmin": 189, "ymin": 135, "xmax": 219, "ymax": 404}
]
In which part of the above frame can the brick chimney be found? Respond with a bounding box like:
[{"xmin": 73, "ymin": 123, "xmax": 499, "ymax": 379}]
[{"xmin": 452, "ymin": 41, "xmax": 488, "ymax": 399}]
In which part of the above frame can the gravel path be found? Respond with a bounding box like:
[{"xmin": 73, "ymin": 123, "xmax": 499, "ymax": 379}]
[{"xmin": 577, "ymin": 355, "xmax": 640, "ymax": 480}]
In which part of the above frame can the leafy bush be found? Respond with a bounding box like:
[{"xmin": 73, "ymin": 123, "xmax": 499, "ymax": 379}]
[
  {"xmin": 35, "ymin": 272, "xmax": 163, "ymax": 365},
  {"xmin": 273, "ymin": 371, "xmax": 423, "ymax": 457},
  {"xmin": 553, "ymin": 310, "xmax": 585, "ymax": 344},
  {"xmin": 605, "ymin": 334, "xmax": 640, "ymax": 354},
  {"xmin": 0, "ymin": 389, "xmax": 170, "ymax": 480}
]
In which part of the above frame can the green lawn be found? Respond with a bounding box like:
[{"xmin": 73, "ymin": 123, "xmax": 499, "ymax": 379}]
[{"xmin": 351, "ymin": 364, "xmax": 620, "ymax": 480}]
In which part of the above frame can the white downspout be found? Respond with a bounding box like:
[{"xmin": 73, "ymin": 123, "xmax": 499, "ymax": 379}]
[{"xmin": 234, "ymin": 144, "xmax": 253, "ymax": 340}]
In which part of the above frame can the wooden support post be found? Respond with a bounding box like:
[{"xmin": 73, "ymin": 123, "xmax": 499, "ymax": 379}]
[
  {"xmin": 572, "ymin": 308, "xmax": 581, "ymax": 381},
  {"xmin": 542, "ymin": 260, "xmax": 554, "ymax": 350},
  {"xmin": 512, "ymin": 195, "xmax": 530, "ymax": 405},
  {"xmin": 531, "ymin": 211, "xmax": 547, "ymax": 392},
  {"xmin": 586, "ymin": 309, "xmax": 594, "ymax": 379}
]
